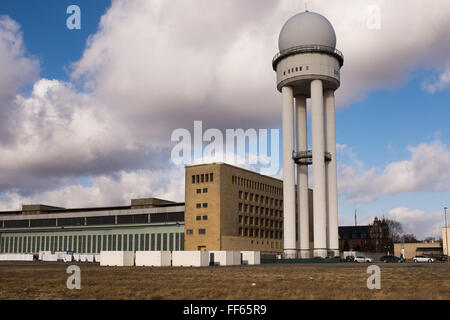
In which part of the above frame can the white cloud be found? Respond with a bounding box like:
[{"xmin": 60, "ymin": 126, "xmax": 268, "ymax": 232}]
[
  {"xmin": 338, "ymin": 141, "xmax": 450, "ymax": 203},
  {"xmin": 0, "ymin": 166, "xmax": 185, "ymax": 211},
  {"xmin": 386, "ymin": 207, "xmax": 446, "ymax": 239},
  {"xmin": 0, "ymin": 15, "xmax": 39, "ymax": 143},
  {"xmin": 421, "ymin": 67, "xmax": 450, "ymax": 94}
]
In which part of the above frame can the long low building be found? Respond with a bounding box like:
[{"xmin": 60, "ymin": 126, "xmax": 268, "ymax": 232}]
[{"xmin": 0, "ymin": 198, "xmax": 185, "ymax": 254}]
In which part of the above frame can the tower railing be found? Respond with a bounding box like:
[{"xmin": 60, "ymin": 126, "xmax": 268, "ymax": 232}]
[{"xmin": 272, "ymin": 44, "xmax": 344, "ymax": 70}]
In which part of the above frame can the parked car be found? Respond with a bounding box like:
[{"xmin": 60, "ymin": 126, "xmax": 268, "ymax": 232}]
[
  {"xmin": 345, "ymin": 255, "xmax": 355, "ymax": 262},
  {"xmin": 438, "ymin": 255, "xmax": 449, "ymax": 261},
  {"xmin": 413, "ymin": 255, "xmax": 435, "ymax": 263},
  {"xmin": 354, "ymin": 255, "xmax": 372, "ymax": 263},
  {"xmin": 380, "ymin": 255, "xmax": 404, "ymax": 263}
]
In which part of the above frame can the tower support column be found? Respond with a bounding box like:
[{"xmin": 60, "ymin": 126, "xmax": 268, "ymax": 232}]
[
  {"xmin": 310, "ymin": 80, "xmax": 328, "ymax": 258},
  {"xmin": 282, "ymin": 86, "xmax": 296, "ymax": 259},
  {"xmin": 296, "ymin": 95, "xmax": 310, "ymax": 258},
  {"xmin": 324, "ymin": 89, "xmax": 339, "ymax": 256}
]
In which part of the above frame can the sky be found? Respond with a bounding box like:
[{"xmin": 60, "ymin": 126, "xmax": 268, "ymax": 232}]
[{"xmin": 0, "ymin": 0, "xmax": 449, "ymax": 239}]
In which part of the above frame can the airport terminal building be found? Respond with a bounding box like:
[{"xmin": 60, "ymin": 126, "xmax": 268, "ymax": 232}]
[{"xmin": 0, "ymin": 163, "xmax": 314, "ymax": 255}]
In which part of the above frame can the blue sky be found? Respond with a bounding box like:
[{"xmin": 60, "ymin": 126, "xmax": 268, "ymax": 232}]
[
  {"xmin": 0, "ymin": 0, "xmax": 449, "ymax": 239},
  {"xmin": 0, "ymin": 0, "xmax": 110, "ymax": 82}
]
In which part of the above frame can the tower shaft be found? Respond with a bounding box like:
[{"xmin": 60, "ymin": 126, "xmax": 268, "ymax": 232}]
[
  {"xmin": 296, "ymin": 95, "xmax": 310, "ymax": 258},
  {"xmin": 311, "ymin": 79, "xmax": 328, "ymax": 258},
  {"xmin": 282, "ymin": 86, "xmax": 297, "ymax": 258},
  {"xmin": 324, "ymin": 89, "xmax": 339, "ymax": 256}
]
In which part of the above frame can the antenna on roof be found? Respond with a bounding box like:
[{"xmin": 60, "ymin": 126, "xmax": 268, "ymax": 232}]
[
  {"xmin": 354, "ymin": 209, "xmax": 357, "ymax": 226},
  {"xmin": 305, "ymin": 1, "xmax": 309, "ymax": 12}
]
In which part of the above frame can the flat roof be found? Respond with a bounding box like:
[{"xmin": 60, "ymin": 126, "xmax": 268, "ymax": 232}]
[{"xmin": 186, "ymin": 162, "xmax": 283, "ymax": 184}]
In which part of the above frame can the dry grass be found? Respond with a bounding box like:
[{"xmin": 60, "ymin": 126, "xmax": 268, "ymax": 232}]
[{"xmin": 0, "ymin": 263, "xmax": 448, "ymax": 300}]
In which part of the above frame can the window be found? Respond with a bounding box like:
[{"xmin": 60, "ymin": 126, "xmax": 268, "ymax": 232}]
[
  {"xmin": 306, "ymin": 66, "xmax": 309, "ymax": 70},
  {"xmin": 203, "ymin": 188, "xmax": 208, "ymax": 193},
  {"xmin": 250, "ymin": 193, "xmax": 253, "ymax": 201},
  {"xmin": 202, "ymin": 216, "xmax": 208, "ymax": 220},
  {"xmin": 196, "ymin": 216, "xmax": 201, "ymax": 221},
  {"xmin": 210, "ymin": 173, "xmax": 213, "ymax": 182},
  {"xmin": 192, "ymin": 175, "xmax": 195, "ymax": 184},
  {"xmin": 295, "ymin": 67, "xmax": 298, "ymax": 72},
  {"xmin": 169, "ymin": 233, "xmax": 174, "ymax": 251},
  {"xmin": 186, "ymin": 229, "xmax": 193, "ymax": 235},
  {"xmin": 196, "ymin": 203, "xmax": 201, "ymax": 208},
  {"xmin": 157, "ymin": 234, "xmax": 162, "ymax": 250},
  {"xmin": 244, "ymin": 192, "xmax": 248, "ymax": 200},
  {"xmin": 196, "ymin": 175, "xmax": 199, "ymax": 183},
  {"xmin": 239, "ymin": 191, "xmax": 243, "ymax": 199},
  {"xmin": 203, "ymin": 203, "xmax": 208, "ymax": 208},
  {"xmin": 201, "ymin": 174, "xmax": 204, "ymax": 183},
  {"xmin": 283, "ymin": 71, "xmax": 286, "ymax": 75},
  {"xmin": 163, "ymin": 234, "xmax": 167, "ymax": 251},
  {"xmin": 145, "ymin": 234, "xmax": 150, "ymax": 251},
  {"xmin": 199, "ymin": 229, "xmax": 206, "ymax": 235},
  {"xmin": 197, "ymin": 189, "xmax": 201, "ymax": 194},
  {"xmin": 300, "ymin": 66, "xmax": 303, "ymax": 71},
  {"xmin": 205, "ymin": 174, "xmax": 209, "ymax": 182},
  {"xmin": 239, "ymin": 215, "xmax": 243, "ymax": 223},
  {"xmin": 151, "ymin": 234, "xmax": 155, "ymax": 251}
]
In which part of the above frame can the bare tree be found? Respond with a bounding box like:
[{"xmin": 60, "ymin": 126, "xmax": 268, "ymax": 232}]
[{"xmin": 384, "ymin": 219, "xmax": 403, "ymax": 243}]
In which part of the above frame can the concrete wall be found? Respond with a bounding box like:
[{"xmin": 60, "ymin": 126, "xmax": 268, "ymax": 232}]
[
  {"xmin": 210, "ymin": 251, "xmax": 240, "ymax": 266},
  {"xmin": 172, "ymin": 251, "xmax": 209, "ymax": 267},
  {"xmin": 0, "ymin": 254, "xmax": 33, "ymax": 261},
  {"xmin": 100, "ymin": 251, "xmax": 134, "ymax": 266},
  {"xmin": 135, "ymin": 251, "xmax": 172, "ymax": 267},
  {"xmin": 241, "ymin": 251, "xmax": 261, "ymax": 265}
]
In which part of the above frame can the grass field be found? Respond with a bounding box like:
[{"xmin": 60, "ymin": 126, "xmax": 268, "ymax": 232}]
[{"xmin": 0, "ymin": 262, "xmax": 449, "ymax": 300}]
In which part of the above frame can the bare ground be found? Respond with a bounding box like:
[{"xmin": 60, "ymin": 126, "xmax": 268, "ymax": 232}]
[{"xmin": 0, "ymin": 262, "xmax": 448, "ymax": 300}]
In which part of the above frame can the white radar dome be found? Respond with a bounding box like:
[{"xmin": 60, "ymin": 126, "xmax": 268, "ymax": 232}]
[{"xmin": 278, "ymin": 11, "xmax": 337, "ymax": 51}]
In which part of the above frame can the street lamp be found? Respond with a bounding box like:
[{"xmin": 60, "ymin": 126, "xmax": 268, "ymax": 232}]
[{"xmin": 445, "ymin": 207, "xmax": 448, "ymax": 262}]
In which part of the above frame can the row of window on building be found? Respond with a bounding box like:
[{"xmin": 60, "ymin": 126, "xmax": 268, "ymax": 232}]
[
  {"xmin": 0, "ymin": 212, "xmax": 184, "ymax": 229},
  {"xmin": 196, "ymin": 203, "xmax": 208, "ymax": 209},
  {"xmin": 196, "ymin": 188, "xmax": 208, "ymax": 194},
  {"xmin": 239, "ymin": 227, "xmax": 282, "ymax": 240},
  {"xmin": 238, "ymin": 203, "xmax": 282, "ymax": 218},
  {"xmin": 283, "ymin": 65, "xmax": 309, "ymax": 76},
  {"xmin": 239, "ymin": 191, "xmax": 282, "ymax": 207},
  {"xmin": 191, "ymin": 173, "xmax": 214, "ymax": 184},
  {"xmin": 239, "ymin": 215, "xmax": 282, "ymax": 229},
  {"xmin": 231, "ymin": 175, "xmax": 281, "ymax": 196},
  {"xmin": 186, "ymin": 229, "xmax": 205, "ymax": 235},
  {"xmin": 0, "ymin": 232, "xmax": 185, "ymax": 254}
]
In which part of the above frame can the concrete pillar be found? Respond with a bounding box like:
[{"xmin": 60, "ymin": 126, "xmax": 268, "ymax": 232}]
[
  {"xmin": 310, "ymin": 80, "xmax": 327, "ymax": 258},
  {"xmin": 282, "ymin": 86, "xmax": 296, "ymax": 259},
  {"xmin": 296, "ymin": 95, "xmax": 310, "ymax": 258},
  {"xmin": 324, "ymin": 89, "xmax": 339, "ymax": 256}
]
